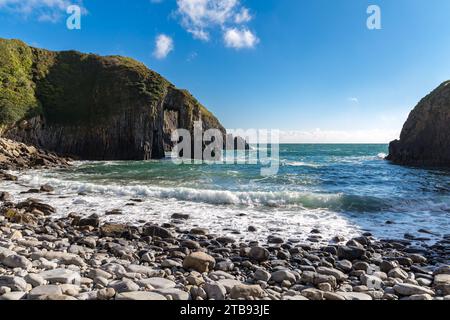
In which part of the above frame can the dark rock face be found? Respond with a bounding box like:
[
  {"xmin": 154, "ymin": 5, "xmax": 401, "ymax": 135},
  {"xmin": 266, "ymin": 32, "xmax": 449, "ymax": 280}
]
[
  {"xmin": 0, "ymin": 38, "xmax": 225, "ymax": 160},
  {"xmin": 387, "ymin": 81, "xmax": 450, "ymax": 167}
]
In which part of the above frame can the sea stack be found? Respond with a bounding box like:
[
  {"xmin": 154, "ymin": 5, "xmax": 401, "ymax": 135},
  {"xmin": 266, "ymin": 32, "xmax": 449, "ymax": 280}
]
[{"xmin": 387, "ymin": 80, "xmax": 450, "ymax": 167}]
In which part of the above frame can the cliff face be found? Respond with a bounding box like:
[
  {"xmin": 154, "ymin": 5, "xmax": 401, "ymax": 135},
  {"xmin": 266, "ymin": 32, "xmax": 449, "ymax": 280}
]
[
  {"xmin": 0, "ymin": 38, "xmax": 225, "ymax": 160},
  {"xmin": 387, "ymin": 81, "xmax": 450, "ymax": 167}
]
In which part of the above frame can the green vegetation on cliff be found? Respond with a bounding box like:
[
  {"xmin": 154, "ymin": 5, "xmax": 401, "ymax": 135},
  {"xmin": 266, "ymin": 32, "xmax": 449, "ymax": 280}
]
[
  {"xmin": 0, "ymin": 38, "xmax": 222, "ymax": 129},
  {"xmin": 0, "ymin": 39, "xmax": 41, "ymax": 126}
]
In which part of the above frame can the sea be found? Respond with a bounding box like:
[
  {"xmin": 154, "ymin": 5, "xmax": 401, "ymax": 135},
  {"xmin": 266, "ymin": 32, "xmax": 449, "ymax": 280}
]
[{"xmin": 4, "ymin": 144, "xmax": 450, "ymax": 245}]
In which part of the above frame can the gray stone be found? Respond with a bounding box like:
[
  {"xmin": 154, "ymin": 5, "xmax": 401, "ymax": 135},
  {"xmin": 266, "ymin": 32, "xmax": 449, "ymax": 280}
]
[
  {"xmin": 254, "ymin": 269, "xmax": 271, "ymax": 282},
  {"xmin": 271, "ymin": 270, "xmax": 296, "ymax": 283},
  {"xmin": 335, "ymin": 260, "xmax": 352, "ymax": 272},
  {"xmin": 0, "ymin": 291, "xmax": 26, "ymax": 300},
  {"xmin": 126, "ymin": 264, "xmax": 157, "ymax": 276},
  {"xmin": 204, "ymin": 282, "xmax": 227, "ymax": 300},
  {"xmin": 388, "ymin": 267, "xmax": 409, "ymax": 280},
  {"xmin": 39, "ymin": 269, "xmax": 81, "ymax": 284},
  {"xmin": 394, "ymin": 283, "xmax": 435, "ymax": 296},
  {"xmin": 115, "ymin": 291, "xmax": 167, "ymax": 300},
  {"xmin": 230, "ymin": 284, "xmax": 266, "ymax": 299},
  {"xmin": 434, "ymin": 273, "xmax": 450, "ymax": 295},
  {"xmin": 143, "ymin": 225, "xmax": 174, "ymax": 238},
  {"xmin": 28, "ymin": 285, "xmax": 63, "ymax": 300},
  {"xmin": 338, "ymin": 292, "xmax": 373, "ymax": 300},
  {"xmin": 217, "ymin": 279, "xmax": 241, "ymax": 293},
  {"xmin": 337, "ymin": 246, "xmax": 365, "ymax": 261},
  {"xmin": 317, "ymin": 267, "xmax": 347, "ymax": 282},
  {"xmin": 24, "ymin": 274, "xmax": 46, "ymax": 287},
  {"xmin": 301, "ymin": 288, "xmax": 323, "ymax": 300},
  {"xmin": 2, "ymin": 254, "xmax": 32, "ymax": 270},
  {"xmin": 136, "ymin": 277, "xmax": 175, "ymax": 290},
  {"xmin": 0, "ymin": 276, "xmax": 27, "ymax": 291},
  {"xmin": 154, "ymin": 288, "xmax": 189, "ymax": 300},
  {"xmin": 248, "ymin": 247, "xmax": 270, "ymax": 262},
  {"xmin": 108, "ymin": 279, "xmax": 140, "ymax": 293}
]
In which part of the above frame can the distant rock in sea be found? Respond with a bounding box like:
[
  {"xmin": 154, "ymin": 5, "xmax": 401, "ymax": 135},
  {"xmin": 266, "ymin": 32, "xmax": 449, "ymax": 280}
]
[
  {"xmin": 387, "ymin": 80, "xmax": 450, "ymax": 167},
  {"xmin": 0, "ymin": 38, "xmax": 226, "ymax": 160}
]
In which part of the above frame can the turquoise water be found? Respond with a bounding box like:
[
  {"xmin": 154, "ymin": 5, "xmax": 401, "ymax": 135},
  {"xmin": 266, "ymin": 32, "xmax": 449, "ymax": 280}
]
[{"xmin": 10, "ymin": 144, "xmax": 450, "ymax": 243}]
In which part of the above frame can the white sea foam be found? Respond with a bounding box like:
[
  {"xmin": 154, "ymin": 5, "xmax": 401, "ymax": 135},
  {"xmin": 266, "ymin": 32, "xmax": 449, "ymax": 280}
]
[{"xmin": 16, "ymin": 171, "xmax": 342, "ymax": 207}]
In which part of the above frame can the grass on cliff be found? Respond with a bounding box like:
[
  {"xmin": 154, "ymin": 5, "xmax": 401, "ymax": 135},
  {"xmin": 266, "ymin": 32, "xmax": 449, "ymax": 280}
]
[
  {"xmin": 0, "ymin": 38, "xmax": 222, "ymax": 131},
  {"xmin": 0, "ymin": 39, "xmax": 42, "ymax": 127}
]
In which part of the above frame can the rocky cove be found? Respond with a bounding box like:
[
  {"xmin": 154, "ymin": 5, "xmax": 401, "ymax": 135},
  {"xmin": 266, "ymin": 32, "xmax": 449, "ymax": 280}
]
[
  {"xmin": 1, "ymin": 37, "xmax": 450, "ymax": 302},
  {"xmin": 0, "ymin": 163, "xmax": 449, "ymax": 301}
]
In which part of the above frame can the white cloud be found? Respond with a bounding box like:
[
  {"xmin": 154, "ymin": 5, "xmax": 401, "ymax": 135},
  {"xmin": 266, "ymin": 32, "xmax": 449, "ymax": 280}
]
[
  {"xmin": 224, "ymin": 27, "xmax": 258, "ymax": 49},
  {"xmin": 153, "ymin": 34, "xmax": 174, "ymax": 59},
  {"xmin": 0, "ymin": 0, "xmax": 86, "ymax": 22},
  {"xmin": 234, "ymin": 7, "xmax": 251, "ymax": 23},
  {"xmin": 175, "ymin": 0, "xmax": 258, "ymax": 48},
  {"xmin": 348, "ymin": 97, "xmax": 359, "ymax": 104},
  {"xmin": 275, "ymin": 129, "xmax": 400, "ymax": 144}
]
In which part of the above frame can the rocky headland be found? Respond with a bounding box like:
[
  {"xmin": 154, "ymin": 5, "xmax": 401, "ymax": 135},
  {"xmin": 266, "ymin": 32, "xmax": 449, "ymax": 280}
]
[
  {"xmin": 388, "ymin": 81, "xmax": 450, "ymax": 167},
  {"xmin": 0, "ymin": 38, "xmax": 226, "ymax": 160}
]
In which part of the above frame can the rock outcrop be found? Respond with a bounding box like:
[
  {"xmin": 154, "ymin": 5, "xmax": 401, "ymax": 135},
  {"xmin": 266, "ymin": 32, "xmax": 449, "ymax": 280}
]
[
  {"xmin": 0, "ymin": 138, "xmax": 70, "ymax": 170},
  {"xmin": 387, "ymin": 81, "xmax": 450, "ymax": 167},
  {"xmin": 0, "ymin": 38, "xmax": 225, "ymax": 160}
]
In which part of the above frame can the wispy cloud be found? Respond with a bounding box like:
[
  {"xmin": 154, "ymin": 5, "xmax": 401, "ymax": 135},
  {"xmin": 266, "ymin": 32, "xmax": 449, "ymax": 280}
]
[
  {"xmin": 224, "ymin": 27, "xmax": 258, "ymax": 49},
  {"xmin": 348, "ymin": 97, "xmax": 359, "ymax": 104},
  {"xmin": 275, "ymin": 129, "xmax": 399, "ymax": 144},
  {"xmin": 175, "ymin": 0, "xmax": 258, "ymax": 48},
  {"xmin": 0, "ymin": 0, "xmax": 86, "ymax": 22},
  {"xmin": 153, "ymin": 34, "xmax": 174, "ymax": 59}
]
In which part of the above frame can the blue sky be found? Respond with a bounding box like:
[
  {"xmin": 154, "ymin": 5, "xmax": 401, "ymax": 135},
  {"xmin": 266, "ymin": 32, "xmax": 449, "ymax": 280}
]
[{"xmin": 1, "ymin": 0, "xmax": 450, "ymax": 142}]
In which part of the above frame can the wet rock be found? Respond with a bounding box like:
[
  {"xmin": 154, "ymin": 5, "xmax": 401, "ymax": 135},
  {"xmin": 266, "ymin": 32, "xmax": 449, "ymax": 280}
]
[
  {"xmin": 105, "ymin": 209, "xmax": 123, "ymax": 216},
  {"xmin": 337, "ymin": 246, "xmax": 365, "ymax": 261},
  {"xmin": 40, "ymin": 184, "xmax": 54, "ymax": 193},
  {"xmin": 171, "ymin": 213, "xmax": 190, "ymax": 220},
  {"xmin": 143, "ymin": 225, "xmax": 174, "ymax": 239},
  {"xmin": 248, "ymin": 247, "xmax": 270, "ymax": 262},
  {"xmin": 78, "ymin": 214, "xmax": 100, "ymax": 228},
  {"xmin": 100, "ymin": 223, "xmax": 129, "ymax": 238}
]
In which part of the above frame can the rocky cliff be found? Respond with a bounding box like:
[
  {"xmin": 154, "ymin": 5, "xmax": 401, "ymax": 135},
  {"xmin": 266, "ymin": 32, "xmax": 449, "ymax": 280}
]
[
  {"xmin": 0, "ymin": 38, "xmax": 226, "ymax": 160},
  {"xmin": 387, "ymin": 81, "xmax": 450, "ymax": 167}
]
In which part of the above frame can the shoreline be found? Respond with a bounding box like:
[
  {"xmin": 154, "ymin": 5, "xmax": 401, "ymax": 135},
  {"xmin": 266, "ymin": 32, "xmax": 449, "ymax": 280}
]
[{"xmin": 0, "ymin": 175, "xmax": 449, "ymax": 300}]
